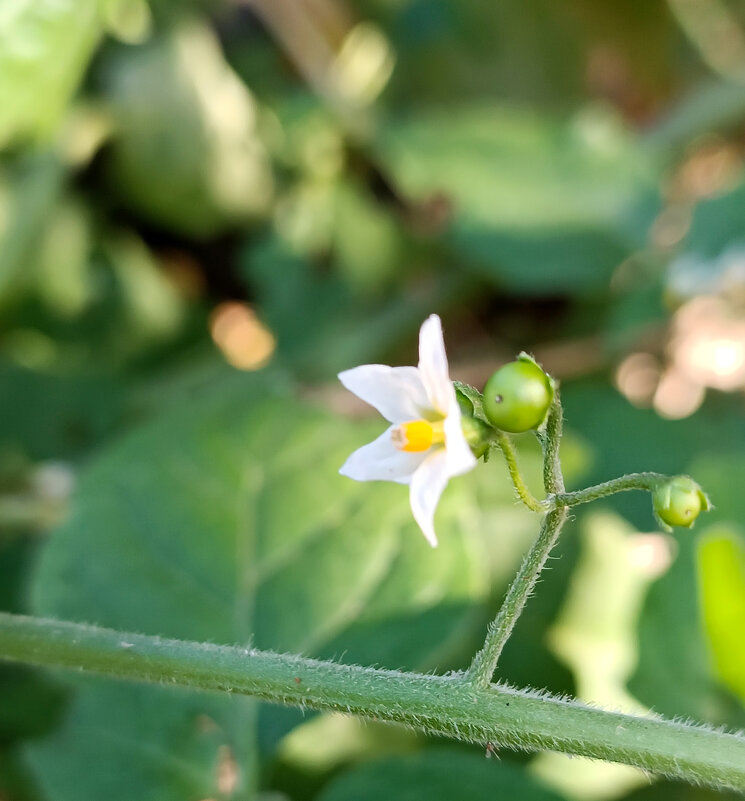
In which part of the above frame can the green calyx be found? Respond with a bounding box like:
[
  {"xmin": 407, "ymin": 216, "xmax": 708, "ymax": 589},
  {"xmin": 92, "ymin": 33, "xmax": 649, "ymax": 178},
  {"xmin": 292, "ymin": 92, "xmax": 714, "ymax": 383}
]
[
  {"xmin": 482, "ymin": 354, "xmax": 554, "ymax": 434},
  {"xmin": 652, "ymin": 476, "xmax": 711, "ymax": 530},
  {"xmin": 454, "ymin": 381, "xmax": 497, "ymax": 459},
  {"xmin": 460, "ymin": 414, "xmax": 493, "ymax": 459}
]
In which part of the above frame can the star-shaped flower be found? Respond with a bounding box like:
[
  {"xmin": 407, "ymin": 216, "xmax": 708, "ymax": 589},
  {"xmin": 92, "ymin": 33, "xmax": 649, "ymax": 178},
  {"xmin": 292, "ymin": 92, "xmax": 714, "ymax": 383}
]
[{"xmin": 338, "ymin": 314, "xmax": 477, "ymax": 546}]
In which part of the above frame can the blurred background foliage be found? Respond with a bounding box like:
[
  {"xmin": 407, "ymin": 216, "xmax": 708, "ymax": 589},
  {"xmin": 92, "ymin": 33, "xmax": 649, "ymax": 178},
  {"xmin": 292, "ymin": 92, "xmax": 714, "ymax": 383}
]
[{"xmin": 2, "ymin": 0, "xmax": 745, "ymax": 799}]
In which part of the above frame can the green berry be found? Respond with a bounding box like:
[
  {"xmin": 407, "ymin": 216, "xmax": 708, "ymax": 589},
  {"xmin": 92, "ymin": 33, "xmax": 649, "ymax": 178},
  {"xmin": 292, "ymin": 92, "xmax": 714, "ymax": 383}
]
[
  {"xmin": 653, "ymin": 476, "xmax": 709, "ymax": 528},
  {"xmin": 482, "ymin": 358, "xmax": 553, "ymax": 433}
]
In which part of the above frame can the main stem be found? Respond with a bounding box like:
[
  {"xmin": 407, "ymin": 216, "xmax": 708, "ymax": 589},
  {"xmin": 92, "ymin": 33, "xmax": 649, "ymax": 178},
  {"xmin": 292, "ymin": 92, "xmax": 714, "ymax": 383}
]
[
  {"xmin": 465, "ymin": 507, "xmax": 567, "ymax": 687},
  {"xmin": 466, "ymin": 397, "xmax": 567, "ymax": 688},
  {"xmin": 2, "ymin": 613, "xmax": 745, "ymax": 792}
]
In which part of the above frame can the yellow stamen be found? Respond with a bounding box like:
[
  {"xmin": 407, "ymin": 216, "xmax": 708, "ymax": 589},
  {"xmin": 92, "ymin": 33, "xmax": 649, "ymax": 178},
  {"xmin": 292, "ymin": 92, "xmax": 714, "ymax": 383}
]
[{"xmin": 391, "ymin": 419, "xmax": 445, "ymax": 452}]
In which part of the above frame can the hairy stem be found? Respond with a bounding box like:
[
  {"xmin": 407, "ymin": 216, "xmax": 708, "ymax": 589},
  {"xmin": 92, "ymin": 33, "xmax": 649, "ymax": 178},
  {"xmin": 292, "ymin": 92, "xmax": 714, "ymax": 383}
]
[
  {"xmin": 464, "ymin": 507, "xmax": 568, "ymax": 687},
  {"xmin": 553, "ymin": 472, "xmax": 666, "ymax": 507},
  {"xmin": 539, "ymin": 393, "xmax": 565, "ymax": 495},
  {"xmin": 494, "ymin": 430, "xmax": 545, "ymax": 512},
  {"xmin": 1, "ymin": 613, "xmax": 744, "ymax": 791},
  {"xmin": 466, "ymin": 394, "xmax": 569, "ymax": 689}
]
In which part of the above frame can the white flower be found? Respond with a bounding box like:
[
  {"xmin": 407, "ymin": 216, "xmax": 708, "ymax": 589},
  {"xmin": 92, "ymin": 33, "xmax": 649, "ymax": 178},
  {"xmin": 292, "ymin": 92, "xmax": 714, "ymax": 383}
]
[{"xmin": 338, "ymin": 314, "xmax": 477, "ymax": 547}]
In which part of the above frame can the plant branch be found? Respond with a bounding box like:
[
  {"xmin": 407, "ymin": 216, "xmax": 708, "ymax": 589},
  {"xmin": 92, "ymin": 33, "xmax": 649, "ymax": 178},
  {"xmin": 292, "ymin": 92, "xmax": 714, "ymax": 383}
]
[
  {"xmin": 1, "ymin": 613, "xmax": 744, "ymax": 791},
  {"xmin": 552, "ymin": 472, "xmax": 666, "ymax": 507},
  {"xmin": 464, "ymin": 506, "xmax": 568, "ymax": 687}
]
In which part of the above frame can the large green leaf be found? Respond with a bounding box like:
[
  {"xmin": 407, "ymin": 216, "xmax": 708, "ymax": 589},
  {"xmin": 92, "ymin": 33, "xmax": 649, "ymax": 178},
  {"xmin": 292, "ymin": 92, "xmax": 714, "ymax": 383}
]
[
  {"xmin": 317, "ymin": 748, "xmax": 566, "ymax": 801},
  {"xmin": 25, "ymin": 375, "xmax": 529, "ymax": 800},
  {"xmin": 376, "ymin": 106, "xmax": 659, "ymax": 294}
]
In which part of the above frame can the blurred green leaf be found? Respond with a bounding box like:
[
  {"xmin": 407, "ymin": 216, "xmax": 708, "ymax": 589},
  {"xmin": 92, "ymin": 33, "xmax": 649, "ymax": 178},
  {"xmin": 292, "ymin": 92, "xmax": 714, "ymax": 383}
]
[
  {"xmin": 0, "ymin": 1, "xmax": 106, "ymax": 147},
  {"xmin": 0, "ymin": 363, "xmax": 123, "ymax": 461},
  {"xmin": 697, "ymin": 526, "xmax": 745, "ymax": 706},
  {"xmin": 629, "ymin": 532, "xmax": 745, "ymax": 725},
  {"xmin": 681, "ymin": 176, "xmax": 745, "ymax": 258},
  {"xmin": 0, "ymin": 154, "xmax": 66, "ymax": 309},
  {"xmin": 317, "ymin": 748, "xmax": 566, "ymax": 801},
  {"xmin": 559, "ymin": 381, "xmax": 745, "ymax": 725},
  {"xmin": 376, "ymin": 106, "xmax": 659, "ymax": 294},
  {"xmin": 25, "ymin": 375, "xmax": 513, "ymax": 799},
  {"xmin": 102, "ymin": 21, "xmax": 273, "ymax": 237},
  {"xmin": 242, "ymin": 235, "xmax": 455, "ymax": 380}
]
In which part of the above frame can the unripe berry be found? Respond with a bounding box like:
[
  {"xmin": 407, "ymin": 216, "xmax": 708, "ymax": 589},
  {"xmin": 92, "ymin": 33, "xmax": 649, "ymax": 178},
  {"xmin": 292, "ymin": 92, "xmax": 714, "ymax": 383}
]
[
  {"xmin": 653, "ymin": 476, "xmax": 709, "ymax": 528},
  {"xmin": 482, "ymin": 358, "xmax": 553, "ymax": 433}
]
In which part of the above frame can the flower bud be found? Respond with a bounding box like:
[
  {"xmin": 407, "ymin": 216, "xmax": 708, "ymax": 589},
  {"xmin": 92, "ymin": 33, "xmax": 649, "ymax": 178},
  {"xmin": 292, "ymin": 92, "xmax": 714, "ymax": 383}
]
[{"xmin": 653, "ymin": 476, "xmax": 710, "ymax": 529}]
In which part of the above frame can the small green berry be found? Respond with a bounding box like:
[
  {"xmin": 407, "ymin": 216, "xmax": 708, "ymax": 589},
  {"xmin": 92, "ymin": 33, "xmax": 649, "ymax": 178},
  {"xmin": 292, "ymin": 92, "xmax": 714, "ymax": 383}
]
[
  {"xmin": 482, "ymin": 358, "xmax": 553, "ymax": 433},
  {"xmin": 653, "ymin": 476, "xmax": 710, "ymax": 528}
]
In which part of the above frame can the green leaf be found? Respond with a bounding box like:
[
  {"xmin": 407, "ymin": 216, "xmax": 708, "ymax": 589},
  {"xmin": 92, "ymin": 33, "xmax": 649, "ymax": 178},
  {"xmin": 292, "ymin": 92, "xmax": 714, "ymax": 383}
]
[
  {"xmin": 629, "ymin": 532, "xmax": 745, "ymax": 726},
  {"xmin": 317, "ymin": 748, "xmax": 566, "ymax": 801},
  {"xmin": 0, "ymin": 362, "xmax": 123, "ymax": 461},
  {"xmin": 241, "ymin": 235, "xmax": 447, "ymax": 380},
  {"xmin": 376, "ymin": 106, "xmax": 659, "ymax": 295},
  {"xmin": 697, "ymin": 525, "xmax": 745, "ymax": 706},
  {"xmin": 0, "ymin": 1, "xmax": 105, "ymax": 147},
  {"xmin": 559, "ymin": 382, "xmax": 745, "ymax": 725},
  {"xmin": 102, "ymin": 21, "xmax": 273, "ymax": 237},
  {"xmin": 25, "ymin": 376, "xmax": 506, "ymax": 800},
  {"xmin": 681, "ymin": 178, "xmax": 745, "ymax": 259}
]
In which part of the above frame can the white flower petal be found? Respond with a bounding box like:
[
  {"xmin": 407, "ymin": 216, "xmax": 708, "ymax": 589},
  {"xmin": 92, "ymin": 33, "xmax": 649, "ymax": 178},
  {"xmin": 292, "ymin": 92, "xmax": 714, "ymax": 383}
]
[
  {"xmin": 339, "ymin": 427, "xmax": 428, "ymax": 484},
  {"xmin": 338, "ymin": 365, "xmax": 431, "ymax": 422},
  {"xmin": 444, "ymin": 406, "xmax": 477, "ymax": 477},
  {"xmin": 417, "ymin": 314, "xmax": 454, "ymax": 414},
  {"xmin": 409, "ymin": 449, "xmax": 450, "ymax": 547}
]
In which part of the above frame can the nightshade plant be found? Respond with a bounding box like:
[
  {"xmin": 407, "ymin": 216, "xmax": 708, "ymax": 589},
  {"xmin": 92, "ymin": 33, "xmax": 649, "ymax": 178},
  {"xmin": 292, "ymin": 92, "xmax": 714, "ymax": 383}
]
[{"xmin": 1, "ymin": 315, "xmax": 743, "ymax": 794}]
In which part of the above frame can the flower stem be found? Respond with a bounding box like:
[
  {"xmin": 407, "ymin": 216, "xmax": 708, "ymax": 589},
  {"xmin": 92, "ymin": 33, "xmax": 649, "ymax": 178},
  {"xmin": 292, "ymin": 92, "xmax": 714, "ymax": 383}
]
[
  {"xmin": 1, "ymin": 612, "xmax": 745, "ymax": 792},
  {"xmin": 464, "ymin": 506, "xmax": 568, "ymax": 687},
  {"xmin": 552, "ymin": 472, "xmax": 666, "ymax": 507},
  {"xmin": 493, "ymin": 430, "xmax": 545, "ymax": 512}
]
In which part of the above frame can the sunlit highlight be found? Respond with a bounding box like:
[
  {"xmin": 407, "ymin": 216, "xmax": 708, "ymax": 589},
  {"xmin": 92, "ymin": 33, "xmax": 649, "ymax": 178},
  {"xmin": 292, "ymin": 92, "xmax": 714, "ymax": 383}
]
[
  {"xmin": 615, "ymin": 353, "xmax": 660, "ymax": 407},
  {"xmin": 653, "ymin": 367, "xmax": 705, "ymax": 419},
  {"xmin": 672, "ymin": 296, "xmax": 745, "ymax": 391},
  {"xmin": 210, "ymin": 302, "xmax": 275, "ymax": 370}
]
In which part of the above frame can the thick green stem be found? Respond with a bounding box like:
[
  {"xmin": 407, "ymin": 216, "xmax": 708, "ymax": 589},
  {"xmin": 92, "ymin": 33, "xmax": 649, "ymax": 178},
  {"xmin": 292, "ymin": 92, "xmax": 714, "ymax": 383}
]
[
  {"xmin": 1, "ymin": 613, "xmax": 744, "ymax": 792},
  {"xmin": 465, "ymin": 507, "xmax": 568, "ymax": 687},
  {"xmin": 553, "ymin": 472, "xmax": 666, "ymax": 507},
  {"xmin": 494, "ymin": 430, "xmax": 545, "ymax": 512}
]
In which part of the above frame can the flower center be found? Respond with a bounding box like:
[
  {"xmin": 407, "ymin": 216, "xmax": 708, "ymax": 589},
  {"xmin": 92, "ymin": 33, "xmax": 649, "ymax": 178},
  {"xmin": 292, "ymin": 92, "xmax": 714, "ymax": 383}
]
[{"xmin": 391, "ymin": 419, "xmax": 445, "ymax": 452}]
